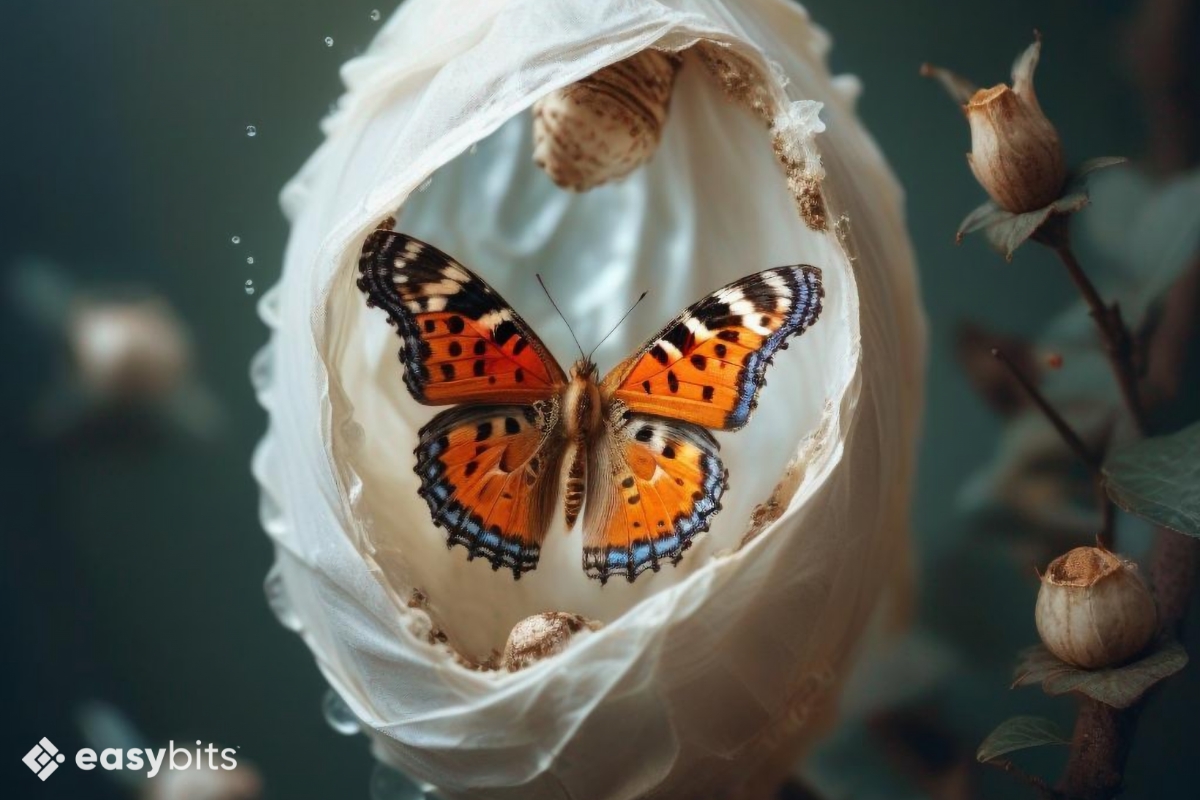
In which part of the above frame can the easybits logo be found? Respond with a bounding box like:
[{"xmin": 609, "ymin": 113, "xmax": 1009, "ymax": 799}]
[
  {"xmin": 22, "ymin": 737, "xmax": 66, "ymax": 781},
  {"xmin": 22, "ymin": 737, "xmax": 239, "ymax": 781}
]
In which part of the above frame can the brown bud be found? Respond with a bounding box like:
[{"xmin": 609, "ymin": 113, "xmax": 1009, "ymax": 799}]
[
  {"xmin": 964, "ymin": 36, "xmax": 1066, "ymax": 213},
  {"xmin": 1035, "ymin": 547, "xmax": 1157, "ymax": 669},
  {"xmin": 532, "ymin": 49, "xmax": 681, "ymax": 192},
  {"xmin": 501, "ymin": 612, "xmax": 600, "ymax": 672}
]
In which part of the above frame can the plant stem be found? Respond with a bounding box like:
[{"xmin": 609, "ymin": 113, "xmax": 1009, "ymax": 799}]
[
  {"xmin": 989, "ymin": 758, "xmax": 1066, "ymax": 800},
  {"xmin": 1059, "ymin": 700, "xmax": 1135, "ymax": 800},
  {"xmin": 1050, "ymin": 240, "xmax": 1149, "ymax": 436},
  {"xmin": 990, "ymin": 348, "xmax": 1114, "ymax": 548}
]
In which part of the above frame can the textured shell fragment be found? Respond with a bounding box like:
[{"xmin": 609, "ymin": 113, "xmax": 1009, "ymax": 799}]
[
  {"xmin": 501, "ymin": 612, "xmax": 601, "ymax": 671},
  {"xmin": 532, "ymin": 49, "xmax": 682, "ymax": 192}
]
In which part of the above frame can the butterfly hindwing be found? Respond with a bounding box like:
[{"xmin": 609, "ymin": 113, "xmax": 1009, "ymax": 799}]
[
  {"xmin": 583, "ymin": 414, "xmax": 727, "ymax": 584},
  {"xmin": 605, "ymin": 267, "xmax": 823, "ymax": 430},
  {"xmin": 415, "ymin": 400, "xmax": 566, "ymax": 577},
  {"xmin": 358, "ymin": 226, "xmax": 567, "ymax": 406}
]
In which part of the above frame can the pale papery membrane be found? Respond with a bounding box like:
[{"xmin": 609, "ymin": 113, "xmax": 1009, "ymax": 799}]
[{"xmin": 253, "ymin": 1, "xmax": 924, "ymax": 798}]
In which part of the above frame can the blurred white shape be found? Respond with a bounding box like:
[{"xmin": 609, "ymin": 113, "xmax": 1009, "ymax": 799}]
[
  {"xmin": 8, "ymin": 258, "xmax": 223, "ymax": 440},
  {"xmin": 142, "ymin": 766, "xmax": 263, "ymax": 800}
]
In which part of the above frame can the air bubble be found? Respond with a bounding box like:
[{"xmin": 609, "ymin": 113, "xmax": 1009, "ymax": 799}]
[
  {"xmin": 245, "ymin": 125, "xmax": 257, "ymax": 138},
  {"xmin": 246, "ymin": 256, "xmax": 255, "ymax": 265},
  {"xmin": 324, "ymin": 36, "xmax": 334, "ymax": 47},
  {"xmin": 370, "ymin": 9, "xmax": 381, "ymax": 22},
  {"xmin": 231, "ymin": 235, "xmax": 241, "ymax": 244},
  {"xmin": 244, "ymin": 280, "xmax": 255, "ymax": 296},
  {"xmin": 322, "ymin": 689, "xmax": 361, "ymax": 735},
  {"xmin": 468, "ymin": 143, "xmax": 478, "ymax": 155}
]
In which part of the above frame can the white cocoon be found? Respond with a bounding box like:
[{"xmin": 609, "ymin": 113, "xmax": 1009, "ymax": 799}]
[{"xmin": 253, "ymin": 1, "xmax": 925, "ymax": 798}]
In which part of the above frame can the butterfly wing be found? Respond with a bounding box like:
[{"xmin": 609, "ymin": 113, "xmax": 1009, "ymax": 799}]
[
  {"xmin": 583, "ymin": 414, "xmax": 727, "ymax": 584},
  {"xmin": 358, "ymin": 226, "xmax": 568, "ymax": 405},
  {"xmin": 415, "ymin": 400, "xmax": 566, "ymax": 577},
  {"xmin": 603, "ymin": 267, "xmax": 823, "ymax": 430}
]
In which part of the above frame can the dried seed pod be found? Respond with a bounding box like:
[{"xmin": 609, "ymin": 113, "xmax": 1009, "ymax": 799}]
[
  {"xmin": 532, "ymin": 49, "xmax": 681, "ymax": 191},
  {"xmin": 502, "ymin": 612, "xmax": 601, "ymax": 671},
  {"xmin": 1035, "ymin": 546, "xmax": 1157, "ymax": 669}
]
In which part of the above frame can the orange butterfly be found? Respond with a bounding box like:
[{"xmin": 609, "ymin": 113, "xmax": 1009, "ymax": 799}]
[{"xmin": 357, "ymin": 219, "xmax": 824, "ymax": 584}]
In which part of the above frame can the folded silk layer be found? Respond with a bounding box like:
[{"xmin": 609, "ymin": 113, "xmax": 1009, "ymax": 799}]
[{"xmin": 253, "ymin": 1, "xmax": 926, "ymax": 798}]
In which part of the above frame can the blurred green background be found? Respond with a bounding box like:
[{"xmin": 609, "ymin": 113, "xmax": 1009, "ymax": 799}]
[{"xmin": 2, "ymin": 1, "xmax": 1195, "ymax": 798}]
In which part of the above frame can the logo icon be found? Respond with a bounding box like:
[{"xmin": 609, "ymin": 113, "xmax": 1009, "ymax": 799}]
[{"xmin": 22, "ymin": 737, "xmax": 66, "ymax": 781}]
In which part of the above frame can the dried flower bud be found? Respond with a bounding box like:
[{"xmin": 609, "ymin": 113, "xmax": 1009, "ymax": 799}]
[
  {"xmin": 965, "ymin": 36, "xmax": 1066, "ymax": 213},
  {"xmin": 501, "ymin": 612, "xmax": 600, "ymax": 672},
  {"xmin": 532, "ymin": 49, "xmax": 681, "ymax": 191},
  {"xmin": 1035, "ymin": 547, "xmax": 1157, "ymax": 669},
  {"xmin": 924, "ymin": 35, "xmax": 1067, "ymax": 214}
]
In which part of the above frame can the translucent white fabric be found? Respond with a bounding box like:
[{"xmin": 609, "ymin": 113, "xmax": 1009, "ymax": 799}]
[{"xmin": 253, "ymin": 1, "xmax": 925, "ymax": 798}]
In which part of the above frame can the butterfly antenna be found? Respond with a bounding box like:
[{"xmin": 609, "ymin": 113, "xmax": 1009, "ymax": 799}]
[
  {"xmin": 536, "ymin": 274, "xmax": 586, "ymax": 361},
  {"xmin": 588, "ymin": 291, "xmax": 648, "ymax": 361}
]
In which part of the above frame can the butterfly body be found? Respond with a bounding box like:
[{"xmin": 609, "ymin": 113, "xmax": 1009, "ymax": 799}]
[
  {"xmin": 560, "ymin": 359, "xmax": 602, "ymax": 530},
  {"xmin": 357, "ymin": 220, "xmax": 824, "ymax": 584}
]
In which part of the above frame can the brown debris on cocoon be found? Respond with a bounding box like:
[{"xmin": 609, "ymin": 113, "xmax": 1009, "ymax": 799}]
[
  {"xmin": 502, "ymin": 612, "xmax": 601, "ymax": 672},
  {"xmin": 532, "ymin": 49, "xmax": 682, "ymax": 192},
  {"xmin": 1035, "ymin": 546, "xmax": 1158, "ymax": 669}
]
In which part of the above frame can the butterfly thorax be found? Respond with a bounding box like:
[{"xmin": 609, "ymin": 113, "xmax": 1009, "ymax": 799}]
[{"xmin": 562, "ymin": 358, "xmax": 603, "ymax": 440}]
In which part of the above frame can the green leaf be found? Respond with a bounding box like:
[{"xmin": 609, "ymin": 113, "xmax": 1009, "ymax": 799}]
[
  {"xmin": 957, "ymin": 199, "xmax": 1007, "ymax": 242},
  {"xmin": 1014, "ymin": 642, "xmax": 1189, "ymax": 709},
  {"xmin": 977, "ymin": 716, "xmax": 1068, "ymax": 763},
  {"xmin": 960, "ymin": 192, "xmax": 1090, "ymax": 260},
  {"xmin": 1103, "ymin": 420, "xmax": 1200, "ymax": 537}
]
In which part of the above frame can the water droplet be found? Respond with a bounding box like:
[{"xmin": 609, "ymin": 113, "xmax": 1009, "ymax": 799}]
[
  {"xmin": 263, "ymin": 566, "xmax": 302, "ymax": 631},
  {"xmin": 418, "ymin": 178, "xmax": 432, "ymax": 193},
  {"xmin": 246, "ymin": 256, "xmax": 255, "ymax": 265},
  {"xmin": 324, "ymin": 36, "xmax": 334, "ymax": 47},
  {"xmin": 370, "ymin": 9, "xmax": 381, "ymax": 22},
  {"xmin": 230, "ymin": 235, "xmax": 241, "ymax": 244},
  {"xmin": 245, "ymin": 125, "xmax": 257, "ymax": 138},
  {"xmin": 369, "ymin": 764, "xmax": 429, "ymax": 800},
  {"xmin": 244, "ymin": 279, "xmax": 255, "ymax": 296},
  {"xmin": 322, "ymin": 689, "xmax": 361, "ymax": 735}
]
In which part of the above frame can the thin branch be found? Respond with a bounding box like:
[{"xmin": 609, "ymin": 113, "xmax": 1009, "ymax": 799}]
[
  {"xmin": 1051, "ymin": 241, "xmax": 1149, "ymax": 436},
  {"xmin": 1096, "ymin": 483, "xmax": 1116, "ymax": 551},
  {"xmin": 986, "ymin": 758, "xmax": 1065, "ymax": 800},
  {"xmin": 990, "ymin": 348, "xmax": 1102, "ymax": 477}
]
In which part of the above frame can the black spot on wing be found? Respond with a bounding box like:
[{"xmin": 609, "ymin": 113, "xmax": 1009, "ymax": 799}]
[{"xmin": 356, "ymin": 230, "xmax": 567, "ymax": 402}]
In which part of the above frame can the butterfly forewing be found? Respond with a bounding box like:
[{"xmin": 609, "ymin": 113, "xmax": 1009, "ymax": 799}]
[
  {"xmin": 357, "ymin": 227, "xmax": 567, "ymax": 406},
  {"xmin": 415, "ymin": 402, "xmax": 566, "ymax": 577},
  {"xmin": 583, "ymin": 415, "xmax": 727, "ymax": 584},
  {"xmin": 604, "ymin": 266, "xmax": 823, "ymax": 430}
]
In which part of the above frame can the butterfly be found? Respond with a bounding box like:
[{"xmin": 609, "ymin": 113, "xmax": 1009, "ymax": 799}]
[{"xmin": 356, "ymin": 218, "xmax": 824, "ymax": 584}]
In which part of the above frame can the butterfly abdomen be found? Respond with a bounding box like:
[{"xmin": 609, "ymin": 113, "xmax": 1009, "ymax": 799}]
[
  {"xmin": 562, "ymin": 360, "xmax": 602, "ymax": 529},
  {"xmin": 563, "ymin": 445, "xmax": 586, "ymax": 530}
]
